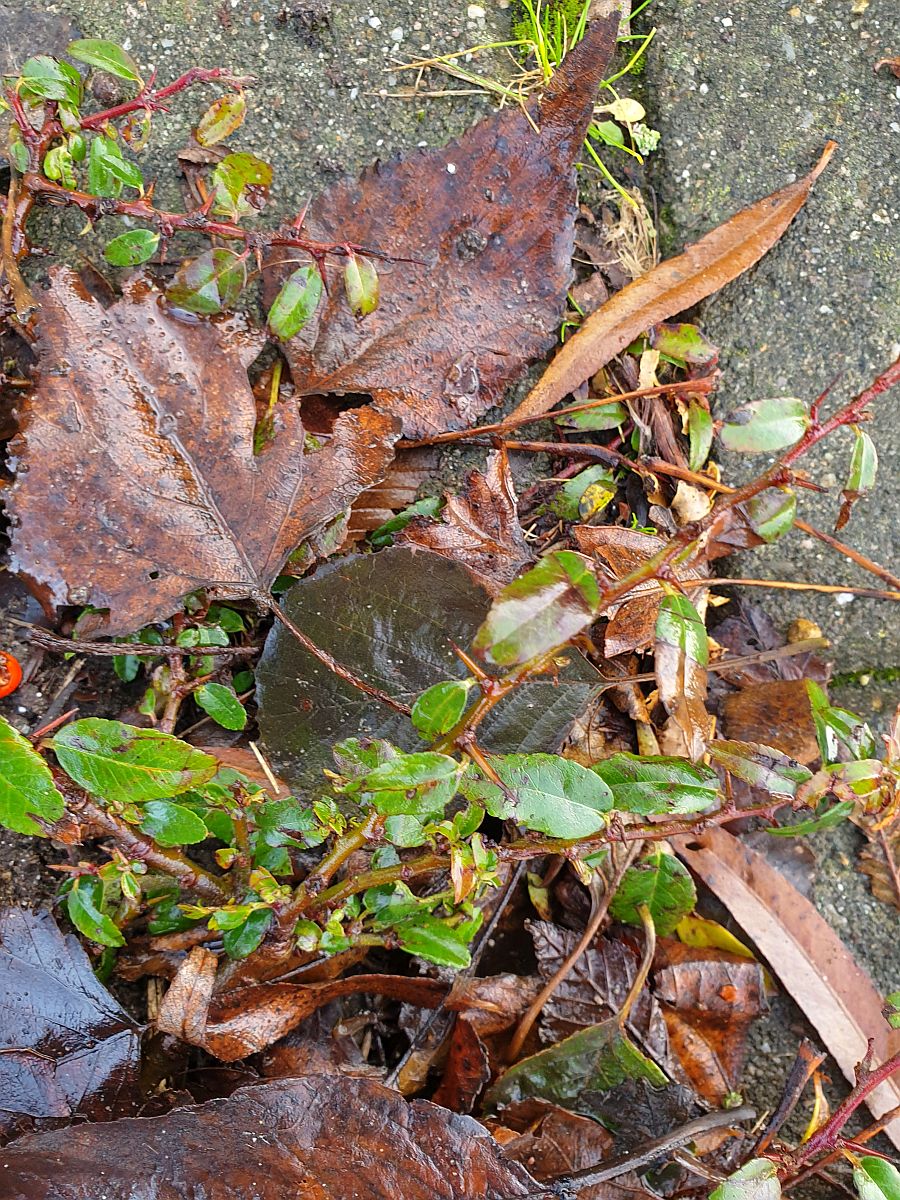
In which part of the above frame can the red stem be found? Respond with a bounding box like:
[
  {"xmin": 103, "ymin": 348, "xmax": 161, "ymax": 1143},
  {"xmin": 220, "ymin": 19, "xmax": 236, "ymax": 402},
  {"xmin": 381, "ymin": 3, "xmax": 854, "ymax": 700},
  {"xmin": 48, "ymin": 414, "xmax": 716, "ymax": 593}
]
[{"xmin": 78, "ymin": 67, "xmax": 252, "ymax": 131}]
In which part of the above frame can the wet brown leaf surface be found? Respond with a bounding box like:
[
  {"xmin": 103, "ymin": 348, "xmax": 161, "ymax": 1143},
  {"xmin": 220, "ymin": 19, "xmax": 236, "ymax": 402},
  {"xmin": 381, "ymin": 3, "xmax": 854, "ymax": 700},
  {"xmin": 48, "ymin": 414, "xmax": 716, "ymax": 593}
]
[
  {"xmin": 1, "ymin": 1075, "xmax": 551, "ymax": 1200},
  {"xmin": 272, "ymin": 18, "xmax": 618, "ymax": 439},
  {"xmin": 7, "ymin": 270, "xmax": 400, "ymax": 634},
  {"xmin": 0, "ymin": 907, "xmax": 141, "ymax": 1144}
]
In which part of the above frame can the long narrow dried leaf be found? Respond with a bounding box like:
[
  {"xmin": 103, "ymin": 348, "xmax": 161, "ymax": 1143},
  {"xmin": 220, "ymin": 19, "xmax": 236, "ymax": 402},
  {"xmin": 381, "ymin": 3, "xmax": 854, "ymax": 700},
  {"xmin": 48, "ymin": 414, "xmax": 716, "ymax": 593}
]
[
  {"xmin": 505, "ymin": 142, "xmax": 836, "ymax": 423},
  {"xmin": 675, "ymin": 828, "xmax": 900, "ymax": 1149}
]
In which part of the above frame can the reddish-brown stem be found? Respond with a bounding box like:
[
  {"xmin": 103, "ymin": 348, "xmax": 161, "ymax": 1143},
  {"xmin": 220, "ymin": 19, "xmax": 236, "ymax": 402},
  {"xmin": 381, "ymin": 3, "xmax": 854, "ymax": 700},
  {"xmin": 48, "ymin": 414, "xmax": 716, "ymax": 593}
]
[
  {"xmin": 77, "ymin": 68, "xmax": 253, "ymax": 132},
  {"xmin": 794, "ymin": 518, "xmax": 900, "ymax": 591}
]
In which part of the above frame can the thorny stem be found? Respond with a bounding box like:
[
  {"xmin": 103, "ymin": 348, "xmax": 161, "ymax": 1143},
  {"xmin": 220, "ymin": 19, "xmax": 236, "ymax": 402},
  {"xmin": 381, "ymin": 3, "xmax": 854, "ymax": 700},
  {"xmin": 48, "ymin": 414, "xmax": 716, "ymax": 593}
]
[
  {"xmin": 506, "ymin": 840, "xmax": 643, "ymax": 1061},
  {"xmin": 77, "ymin": 68, "xmax": 254, "ymax": 131}
]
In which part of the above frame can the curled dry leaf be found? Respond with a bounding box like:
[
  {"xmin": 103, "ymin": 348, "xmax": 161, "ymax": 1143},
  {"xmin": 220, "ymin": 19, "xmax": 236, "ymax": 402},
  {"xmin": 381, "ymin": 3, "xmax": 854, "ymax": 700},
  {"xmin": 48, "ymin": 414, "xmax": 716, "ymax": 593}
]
[
  {"xmin": 7, "ymin": 270, "xmax": 400, "ymax": 635},
  {"xmin": 399, "ymin": 450, "xmax": 533, "ymax": 596},
  {"xmin": 675, "ymin": 827, "xmax": 900, "ymax": 1149},
  {"xmin": 572, "ymin": 526, "xmax": 707, "ymax": 658},
  {"xmin": 271, "ymin": 18, "xmax": 619, "ymax": 439},
  {"xmin": 431, "ymin": 1015, "xmax": 491, "ymax": 1114},
  {"xmin": 486, "ymin": 1097, "xmax": 614, "ymax": 1181},
  {"xmin": 505, "ymin": 142, "xmax": 836, "ymax": 424},
  {"xmin": 1, "ymin": 1075, "xmax": 551, "ymax": 1200},
  {"xmin": 0, "ymin": 907, "xmax": 141, "ymax": 1144}
]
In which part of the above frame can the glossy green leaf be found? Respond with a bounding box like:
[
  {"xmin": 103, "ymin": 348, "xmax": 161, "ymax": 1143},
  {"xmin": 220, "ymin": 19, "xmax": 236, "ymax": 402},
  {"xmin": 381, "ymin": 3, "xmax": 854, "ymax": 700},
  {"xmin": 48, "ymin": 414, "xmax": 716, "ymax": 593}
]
[
  {"xmin": 884, "ymin": 992, "xmax": 900, "ymax": 1030},
  {"xmin": 545, "ymin": 465, "xmax": 616, "ymax": 522},
  {"xmin": 655, "ymin": 592, "xmax": 709, "ymax": 761},
  {"xmin": 0, "ymin": 715, "xmax": 66, "ymax": 836},
  {"xmin": 687, "ymin": 400, "xmax": 714, "ymax": 471},
  {"xmin": 384, "ymin": 814, "xmax": 428, "ymax": 847},
  {"xmin": 139, "ymin": 800, "xmax": 209, "ymax": 846},
  {"xmin": 89, "ymin": 135, "xmax": 143, "ymax": 192},
  {"xmin": 652, "ymin": 322, "xmax": 717, "ymax": 365},
  {"xmin": 67, "ymin": 876, "xmax": 125, "ymax": 947},
  {"xmin": 555, "ymin": 400, "xmax": 627, "ymax": 432},
  {"xmin": 52, "ymin": 718, "xmax": 217, "ymax": 803},
  {"xmin": 846, "ymin": 428, "xmax": 878, "ymax": 495},
  {"xmin": 194, "ymin": 683, "xmax": 247, "ymax": 731},
  {"xmin": 196, "ymin": 92, "xmax": 246, "ymax": 147},
  {"xmin": 473, "ymin": 550, "xmax": 599, "ymax": 667},
  {"xmin": 719, "ymin": 397, "xmax": 810, "ymax": 454},
  {"xmin": 854, "ymin": 1158, "xmax": 900, "ymax": 1200},
  {"xmin": 395, "ymin": 913, "xmax": 475, "ymax": 969},
  {"xmin": 462, "ymin": 754, "xmax": 613, "ymax": 838},
  {"xmin": 710, "ymin": 1158, "xmax": 781, "ymax": 1200},
  {"xmin": 222, "ymin": 906, "xmax": 273, "ymax": 959},
  {"xmin": 19, "ymin": 56, "xmax": 82, "ymax": 105},
  {"xmin": 744, "ymin": 489, "xmax": 796, "ymax": 542},
  {"xmin": 67, "ymin": 39, "xmax": 141, "ymax": 83},
  {"xmin": 411, "ymin": 680, "xmax": 472, "ymax": 738},
  {"xmin": 805, "ymin": 680, "xmax": 876, "ymax": 761},
  {"xmin": 268, "ymin": 265, "xmax": 324, "ymax": 340},
  {"xmin": 369, "ymin": 496, "xmax": 442, "ymax": 548},
  {"xmin": 363, "ymin": 752, "xmax": 460, "ymax": 791},
  {"xmin": 212, "ymin": 152, "xmax": 272, "ymax": 219},
  {"xmin": 766, "ymin": 800, "xmax": 854, "ymax": 837},
  {"xmin": 103, "ymin": 228, "xmax": 159, "ymax": 266},
  {"xmin": 42, "ymin": 144, "xmax": 76, "ymax": 188},
  {"xmin": 709, "ymin": 740, "xmax": 812, "ymax": 798},
  {"xmin": 593, "ymin": 753, "xmax": 719, "ymax": 815},
  {"xmin": 609, "ymin": 850, "xmax": 696, "ymax": 935},
  {"xmin": 344, "ymin": 254, "xmax": 379, "ymax": 316},
  {"xmin": 485, "ymin": 1016, "xmax": 667, "ymax": 1111},
  {"xmin": 10, "ymin": 137, "xmax": 30, "ymax": 173},
  {"xmin": 166, "ymin": 248, "xmax": 247, "ymax": 315}
]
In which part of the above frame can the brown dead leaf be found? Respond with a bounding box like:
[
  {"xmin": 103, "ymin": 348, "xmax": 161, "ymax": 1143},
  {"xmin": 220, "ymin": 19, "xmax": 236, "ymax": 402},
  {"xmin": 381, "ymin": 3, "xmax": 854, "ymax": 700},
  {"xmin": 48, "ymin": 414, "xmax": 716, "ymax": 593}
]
[
  {"xmin": 505, "ymin": 142, "xmax": 835, "ymax": 423},
  {"xmin": 654, "ymin": 955, "xmax": 767, "ymax": 1106},
  {"xmin": 485, "ymin": 1097, "xmax": 614, "ymax": 1180},
  {"xmin": 2, "ymin": 1075, "xmax": 551, "ymax": 1199},
  {"xmin": 7, "ymin": 270, "xmax": 400, "ymax": 635},
  {"xmin": 347, "ymin": 446, "xmax": 440, "ymax": 542},
  {"xmin": 721, "ymin": 679, "xmax": 818, "ymax": 765},
  {"xmin": 858, "ymin": 818, "xmax": 900, "ymax": 911},
  {"xmin": 272, "ymin": 18, "xmax": 619, "ymax": 439},
  {"xmin": 675, "ymin": 827, "xmax": 900, "ymax": 1149},
  {"xmin": 572, "ymin": 527, "xmax": 706, "ymax": 658},
  {"xmin": 432, "ymin": 1015, "xmax": 491, "ymax": 1113},
  {"xmin": 157, "ymin": 947, "xmax": 449, "ymax": 1061},
  {"xmin": 399, "ymin": 450, "xmax": 533, "ymax": 595}
]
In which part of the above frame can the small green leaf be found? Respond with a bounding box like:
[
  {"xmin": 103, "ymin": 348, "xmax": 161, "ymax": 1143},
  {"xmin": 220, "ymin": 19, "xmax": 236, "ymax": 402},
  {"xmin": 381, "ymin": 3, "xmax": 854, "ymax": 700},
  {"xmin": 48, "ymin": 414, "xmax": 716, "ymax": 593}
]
[
  {"xmin": 212, "ymin": 151, "xmax": 272, "ymax": 219},
  {"xmin": 555, "ymin": 400, "xmax": 628, "ymax": 432},
  {"xmin": 103, "ymin": 228, "xmax": 160, "ymax": 266},
  {"xmin": 719, "ymin": 397, "xmax": 811, "ymax": 454},
  {"xmin": 139, "ymin": 800, "xmax": 209, "ymax": 846},
  {"xmin": 166, "ymin": 248, "xmax": 247, "ymax": 315},
  {"xmin": 884, "ymin": 992, "xmax": 900, "ymax": 1030},
  {"xmin": 369, "ymin": 496, "xmax": 442, "ymax": 548},
  {"xmin": 19, "ymin": 56, "xmax": 82, "ymax": 105},
  {"xmin": 67, "ymin": 876, "xmax": 125, "ymax": 947},
  {"xmin": 411, "ymin": 680, "xmax": 472, "ymax": 738},
  {"xmin": 545, "ymin": 465, "xmax": 616, "ymax": 522},
  {"xmin": 10, "ymin": 137, "xmax": 30, "ymax": 172},
  {"xmin": 0, "ymin": 715, "xmax": 66, "ymax": 836},
  {"xmin": 846, "ymin": 428, "xmax": 878, "ymax": 496},
  {"xmin": 384, "ymin": 814, "xmax": 428, "ymax": 847},
  {"xmin": 744, "ymin": 490, "xmax": 797, "ymax": 542},
  {"xmin": 267, "ymin": 265, "xmax": 324, "ymax": 340},
  {"xmin": 688, "ymin": 400, "xmax": 714, "ymax": 471},
  {"xmin": 52, "ymin": 718, "xmax": 217, "ymax": 803},
  {"xmin": 655, "ymin": 592, "xmax": 709, "ymax": 668},
  {"xmin": 766, "ymin": 800, "xmax": 854, "ymax": 837},
  {"xmin": 708, "ymin": 740, "xmax": 812, "ymax": 798},
  {"xmin": 473, "ymin": 550, "xmax": 599, "ymax": 667},
  {"xmin": 593, "ymin": 753, "xmax": 719, "ymax": 815},
  {"xmin": 42, "ymin": 144, "xmax": 76, "ymax": 188},
  {"xmin": 90, "ymin": 135, "xmax": 143, "ymax": 191},
  {"xmin": 395, "ymin": 913, "xmax": 474, "ymax": 968},
  {"xmin": 343, "ymin": 253, "xmax": 379, "ymax": 316},
  {"xmin": 67, "ymin": 38, "xmax": 142, "ymax": 83},
  {"xmin": 194, "ymin": 683, "xmax": 247, "ymax": 731},
  {"xmin": 854, "ymin": 1157, "xmax": 900, "ymax": 1200},
  {"xmin": 710, "ymin": 1158, "xmax": 781, "ymax": 1200},
  {"xmin": 196, "ymin": 92, "xmax": 246, "ymax": 147},
  {"xmin": 652, "ymin": 322, "xmax": 717, "ymax": 365},
  {"xmin": 462, "ymin": 754, "xmax": 613, "ymax": 838},
  {"xmin": 485, "ymin": 1016, "xmax": 667, "ymax": 1111},
  {"xmin": 805, "ymin": 680, "xmax": 876, "ymax": 762},
  {"xmin": 610, "ymin": 850, "xmax": 696, "ymax": 936},
  {"xmin": 222, "ymin": 906, "xmax": 273, "ymax": 959}
]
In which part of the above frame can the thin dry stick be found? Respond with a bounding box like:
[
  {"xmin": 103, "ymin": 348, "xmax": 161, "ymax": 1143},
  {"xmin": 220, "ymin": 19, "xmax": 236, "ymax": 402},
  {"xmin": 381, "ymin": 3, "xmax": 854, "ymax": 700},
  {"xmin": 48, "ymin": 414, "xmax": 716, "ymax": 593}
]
[
  {"xmin": 703, "ymin": 577, "xmax": 900, "ymax": 602},
  {"xmin": 794, "ymin": 518, "xmax": 900, "ymax": 591},
  {"xmin": 506, "ymin": 840, "xmax": 642, "ymax": 1062}
]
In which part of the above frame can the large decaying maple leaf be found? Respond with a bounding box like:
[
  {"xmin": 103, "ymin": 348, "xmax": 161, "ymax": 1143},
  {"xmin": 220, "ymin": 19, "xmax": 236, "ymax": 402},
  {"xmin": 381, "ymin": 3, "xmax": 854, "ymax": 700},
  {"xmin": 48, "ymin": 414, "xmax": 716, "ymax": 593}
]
[
  {"xmin": 273, "ymin": 16, "xmax": 619, "ymax": 439},
  {"xmin": 7, "ymin": 271, "xmax": 400, "ymax": 634}
]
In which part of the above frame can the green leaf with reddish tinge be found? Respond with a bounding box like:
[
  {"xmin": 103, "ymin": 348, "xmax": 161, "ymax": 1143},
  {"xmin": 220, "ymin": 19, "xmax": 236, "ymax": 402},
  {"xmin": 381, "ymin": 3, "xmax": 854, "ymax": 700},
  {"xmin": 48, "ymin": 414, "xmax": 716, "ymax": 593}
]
[
  {"xmin": 853, "ymin": 1158, "xmax": 900, "ymax": 1200},
  {"xmin": 473, "ymin": 550, "xmax": 599, "ymax": 667},
  {"xmin": 462, "ymin": 753, "xmax": 613, "ymax": 838},
  {"xmin": 52, "ymin": 718, "xmax": 217, "ymax": 804},
  {"xmin": 411, "ymin": 680, "xmax": 472, "ymax": 738},
  {"xmin": 212, "ymin": 151, "xmax": 272, "ymax": 219},
  {"xmin": 719, "ymin": 397, "xmax": 811, "ymax": 454},
  {"xmin": 268, "ymin": 265, "xmax": 324, "ymax": 340},
  {"xmin": 67, "ymin": 877, "xmax": 125, "ymax": 948},
  {"xmin": 711, "ymin": 1158, "xmax": 781, "ymax": 1200},
  {"xmin": 67, "ymin": 39, "xmax": 142, "ymax": 83},
  {"xmin": 593, "ymin": 753, "xmax": 719, "ymax": 815},
  {"xmin": 610, "ymin": 850, "xmax": 696, "ymax": 935},
  {"xmin": 103, "ymin": 228, "xmax": 160, "ymax": 267},
  {"xmin": 651, "ymin": 322, "xmax": 717, "ymax": 365},
  {"xmin": 0, "ymin": 715, "xmax": 65, "ymax": 836},
  {"xmin": 654, "ymin": 592, "xmax": 709, "ymax": 760},
  {"xmin": 344, "ymin": 254, "xmax": 379, "ymax": 316},
  {"xmin": 196, "ymin": 92, "xmax": 247, "ymax": 146},
  {"xmin": 709, "ymin": 740, "xmax": 812, "ymax": 798},
  {"xmin": 166, "ymin": 248, "xmax": 247, "ymax": 315},
  {"xmin": 688, "ymin": 400, "xmax": 714, "ymax": 471},
  {"xmin": 744, "ymin": 489, "xmax": 796, "ymax": 542}
]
